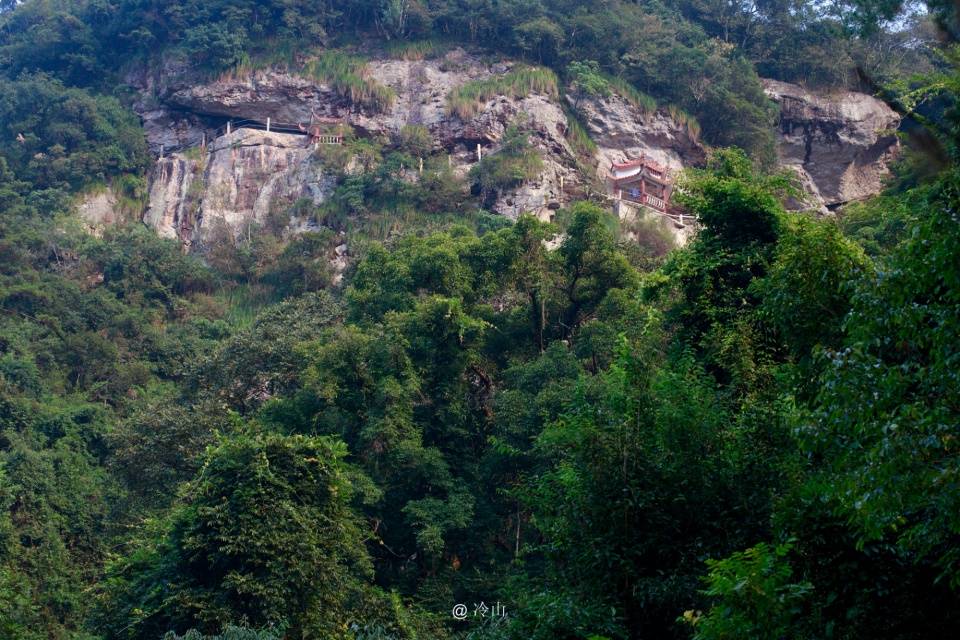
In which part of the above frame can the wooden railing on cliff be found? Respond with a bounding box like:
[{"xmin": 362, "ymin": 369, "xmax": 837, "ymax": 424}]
[{"xmin": 157, "ymin": 117, "xmax": 343, "ymax": 158}]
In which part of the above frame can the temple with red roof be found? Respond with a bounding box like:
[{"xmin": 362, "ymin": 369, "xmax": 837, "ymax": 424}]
[{"xmin": 610, "ymin": 154, "xmax": 673, "ymax": 212}]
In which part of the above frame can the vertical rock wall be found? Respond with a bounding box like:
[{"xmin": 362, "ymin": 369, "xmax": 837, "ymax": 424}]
[
  {"xmin": 763, "ymin": 79, "xmax": 901, "ymax": 210},
  {"xmin": 145, "ymin": 155, "xmax": 201, "ymax": 242},
  {"xmin": 144, "ymin": 130, "xmax": 333, "ymax": 245}
]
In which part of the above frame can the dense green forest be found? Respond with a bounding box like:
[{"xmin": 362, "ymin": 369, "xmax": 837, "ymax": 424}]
[{"xmin": 1, "ymin": 0, "xmax": 959, "ymax": 638}]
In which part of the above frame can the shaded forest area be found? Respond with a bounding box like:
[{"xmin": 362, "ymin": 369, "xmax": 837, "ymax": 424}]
[{"xmin": 0, "ymin": 0, "xmax": 959, "ymax": 639}]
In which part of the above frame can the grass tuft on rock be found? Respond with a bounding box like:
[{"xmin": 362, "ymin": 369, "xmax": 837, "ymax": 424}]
[
  {"xmin": 446, "ymin": 66, "xmax": 558, "ymax": 119},
  {"xmin": 303, "ymin": 52, "xmax": 396, "ymax": 113},
  {"xmin": 606, "ymin": 76, "xmax": 658, "ymax": 115}
]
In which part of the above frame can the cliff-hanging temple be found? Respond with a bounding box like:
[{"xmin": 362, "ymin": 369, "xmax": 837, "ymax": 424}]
[{"xmin": 610, "ymin": 154, "xmax": 673, "ymax": 212}]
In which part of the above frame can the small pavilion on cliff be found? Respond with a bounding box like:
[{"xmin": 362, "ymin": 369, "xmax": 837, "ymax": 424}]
[{"xmin": 610, "ymin": 154, "xmax": 673, "ymax": 212}]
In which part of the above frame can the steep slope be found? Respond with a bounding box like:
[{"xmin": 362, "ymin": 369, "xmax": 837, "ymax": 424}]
[
  {"xmin": 129, "ymin": 50, "xmax": 706, "ymax": 245},
  {"xmin": 118, "ymin": 49, "xmax": 902, "ymax": 249}
]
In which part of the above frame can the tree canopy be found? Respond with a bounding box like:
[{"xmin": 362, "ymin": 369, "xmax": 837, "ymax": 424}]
[{"xmin": 0, "ymin": 0, "xmax": 958, "ymax": 639}]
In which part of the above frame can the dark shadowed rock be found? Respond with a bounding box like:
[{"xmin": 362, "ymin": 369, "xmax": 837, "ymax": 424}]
[{"xmin": 763, "ymin": 79, "xmax": 900, "ymax": 210}]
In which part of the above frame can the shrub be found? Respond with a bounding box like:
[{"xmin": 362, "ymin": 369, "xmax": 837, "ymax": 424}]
[
  {"xmin": 394, "ymin": 124, "xmax": 433, "ymax": 157},
  {"xmin": 468, "ymin": 125, "xmax": 543, "ymax": 203},
  {"xmin": 0, "ymin": 74, "xmax": 149, "ymax": 192},
  {"xmin": 183, "ymin": 23, "xmax": 247, "ymax": 70},
  {"xmin": 567, "ymin": 60, "xmax": 610, "ymax": 108},
  {"xmin": 162, "ymin": 625, "xmax": 283, "ymax": 640},
  {"xmin": 685, "ymin": 543, "xmax": 813, "ymax": 640}
]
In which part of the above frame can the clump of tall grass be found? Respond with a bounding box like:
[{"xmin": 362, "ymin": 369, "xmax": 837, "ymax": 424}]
[
  {"xmin": 563, "ymin": 107, "xmax": 597, "ymax": 158},
  {"xmin": 182, "ymin": 145, "xmax": 208, "ymax": 162},
  {"xmin": 303, "ymin": 51, "xmax": 396, "ymax": 112},
  {"xmin": 218, "ymin": 284, "xmax": 275, "ymax": 328},
  {"xmin": 216, "ymin": 52, "xmax": 255, "ymax": 83},
  {"xmin": 385, "ymin": 39, "xmax": 448, "ymax": 61},
  {"xmin": 666, "ymin": 105, "xmax": 702, "ymax": 140},
  {"xmin": 606, "ymin": 76, "xmax": 657, "ymax": 115},
  {"xmin": 446, "ymin": 66, "xmax": 559, "ymax": 119}
]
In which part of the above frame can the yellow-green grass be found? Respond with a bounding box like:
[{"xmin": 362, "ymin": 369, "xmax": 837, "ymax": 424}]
[
  {"xmin": 216, "ymin": 47, "xmax": 395, "ymax": 113},
  {"xmin": 384, "ymin": 39, "xmax": 449, "ymax": 61},
  {"xmin": 446, "ymin": 66, "xmax": 559, "ymax": 119},
  {"xmin": 606, "ymin": 76, "xmax": 657, "ymax": 115},
  {"xmin": 215, "ymin": 41, "xmax": 301, "ymax": 82},
  {"xmin": 666, "ymin": 105, "xmax": 702, "ymax": 140},
  {"xmin": 601, "ymin": 76, "xmax": 701, "ymax": 140},
  {"xmin": 303, "ymin": 51, "xmax": 396, "ymax": 112},
  {"xmin": 564, "ymin": 110, "xmax": 597, "ymax": 157}
]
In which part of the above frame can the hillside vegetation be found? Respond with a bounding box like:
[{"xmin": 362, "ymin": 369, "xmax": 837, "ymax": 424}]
[{"xmin": 1, "ymin": 0, "xmax": 959, "ymax": 639}]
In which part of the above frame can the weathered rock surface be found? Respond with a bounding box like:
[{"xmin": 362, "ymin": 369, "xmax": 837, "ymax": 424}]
[
  {"xmin": 134, "ymin": 50, "xmax": 693, "ymax": 225},
  {"xmin": 458, "ymin": 92, "xmax": 582, "ymax": 220},
  {"xmin": 138, "ymin": 108, "xmax": 214, "ymax": 156},
  {"xmin": 144, "ymin": 130, "xmax": 332, "ymax": 245},
  {"xmin": 168, "ymin": 71, "xmax": 346, "ymax": 124},
  {"xmin": 763, "ymin": 79, "xmax": 900, "ymax": 209},
  {"xmin": 145, "ymin": 155, "xmax": 201, "ymax": 241},
  {"xmin": 131, "ymin": 50, "xmax": 901, "ymax": 253},
  {"xmin": 139, "ymin": 49, "xmax": 492, "ymax": 139},
  {"xmin": 201, "ymin": 130, "xmax": 330, "ymax": 229},
  {"xmin": 358, "ymin": 50, "xmax": 493, "ymax": 139},
  {"xmin": 76, "ymin": 190, "xmax": 122, "ymax": 233},
  {"xmin": 576, "ymin": 93, "xmax": 706, "ymax": 177}
]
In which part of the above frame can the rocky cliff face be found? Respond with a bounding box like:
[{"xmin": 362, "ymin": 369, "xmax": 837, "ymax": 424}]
[
  {"xmin": 145, "ymin": 130, "xmax": 331, "ymax": 246},
  {"xmin": 576, "ymin": 93, "xmax": 705, "ymax": 176},
  {"xmin": 76, "ymin": 189, "xmax": 124, "ymax": 236},
  {"xmin": 763, "ymin": 79, "xmax": 901, "ymax": 210},
  {"xmin": 128, "ymin": 51, "xmax": 902, "ymax": 251},
  {"xmin": 145, "ymin": 154, "xmax": 200, "ymax": 241},
  {"xmin": 132, "ymin": 49, "xmax": 709, "ymax": 234}
]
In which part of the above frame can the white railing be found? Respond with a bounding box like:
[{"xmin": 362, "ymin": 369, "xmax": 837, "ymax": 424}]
[
  {"xmin": 643, "ymin": 194, "xmax": 666, "ymax": 210},
  {"xmin": 156, "ymin": 118, "xmax": 345, "ymax": 157}
]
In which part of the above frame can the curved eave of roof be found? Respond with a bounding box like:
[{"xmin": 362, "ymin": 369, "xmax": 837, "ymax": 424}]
[
  {"xmin": 611, "ymin": 158, "xmax": 668, "ymax": 173},
  {"xmin": 612, "ymin": 172, "xmax": 671, "ymax": 187}
]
